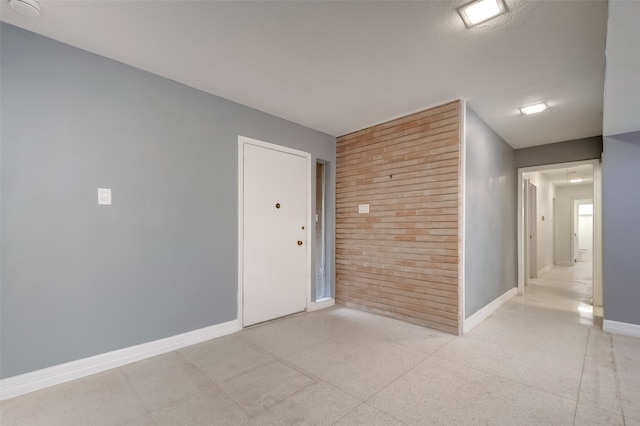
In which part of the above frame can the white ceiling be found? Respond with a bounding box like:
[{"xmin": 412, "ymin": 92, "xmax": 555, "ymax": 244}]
[
  {"xmin": 0, "ymin": 0, "xmax": 614, "ymax": 148},
  {"xmin": 540, "ymin": 164, "xmax": 594, "ymax": 188}
]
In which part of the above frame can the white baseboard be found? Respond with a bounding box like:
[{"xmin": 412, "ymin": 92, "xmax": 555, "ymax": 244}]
[
  {"xmin": 0, "ymin": 319, "xmax": 240, "ymax": 401},
  {"xmin": 556, "ymin": 261, "xmax": 574, "ymax": 266},
  {"xmin": 603, "ymin": 319, "xmax": 640, "ymax": 338},
  {"xmin": 463, "ymin": 287, "xmax": 518, "ymax": 334},
  {"xmin": 308, "ymin": 298, "xmax": 335, "ymax": 312},
  {"xmin": 537, "ymin": 263, "xmax": 553, "ymax": 276}
]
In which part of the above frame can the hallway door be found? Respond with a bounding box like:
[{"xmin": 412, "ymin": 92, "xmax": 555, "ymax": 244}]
[{"xmin": 241, "ymin": 138, "xmax": 309, "ymax": 327}]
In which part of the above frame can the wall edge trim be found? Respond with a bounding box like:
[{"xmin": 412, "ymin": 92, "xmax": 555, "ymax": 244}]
[
  {"xmin": 308, "ymin": 298, "xmax": 335, "ymax": 312},
  {"xmin": 0, "ymin": 320, "xmax": 241, "ymax": 401},
  {"xmin": 463, "ymin": 287, "xmax": 518, "ymax": 334},
  {"xmin": 459, "ymin": 98, "xmax": 467, "ymax": 336},
  {"xmin": 603, "ymin": 319, "xmax": 640, "ymax": 338}
]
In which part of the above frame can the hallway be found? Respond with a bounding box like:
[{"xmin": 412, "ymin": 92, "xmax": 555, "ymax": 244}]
[
  {"xmin": 2, "ymin": 265, "xmax": 639, "ymax": 425},
  {"xmin": 526, "ymin": 261, "xmax": 595, "ymax": 321}
]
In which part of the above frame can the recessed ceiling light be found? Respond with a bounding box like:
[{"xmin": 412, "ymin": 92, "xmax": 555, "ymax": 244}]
[
  {"xmin": 520, "ymin": 102, "xmax": 549, "ymax": 115},
  {"xmin": 568, "ymin": 172, "xmax": 583, "ymax": 184},
  {"xmin": 458, "ymin": 0, "xmax": 508, "ymax": 28},
  {"xmin": 9, "ymin": 0, "xmax": 40, "ymax": 17}
]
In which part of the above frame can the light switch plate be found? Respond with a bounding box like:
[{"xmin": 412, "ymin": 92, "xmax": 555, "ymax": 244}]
[
  {"xmin": 358, "ymin": 204, "xmax": 369, "ymax": 214},
  {"xmin": 98, "ymin": 188, "xmax": 111, "ymax": 205}
]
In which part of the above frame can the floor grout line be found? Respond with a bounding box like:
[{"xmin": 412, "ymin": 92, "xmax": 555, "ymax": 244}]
[
  {"xmin": 573, "ymin": 327, "xmax": 592, "ymax": 425},
  {"xmin": 609, "ymin": 335, "xmax": 628, "ymax": 426},
  {"xmin": 6, "ymin": 262, "xmax": 638, "ymax": 425}
]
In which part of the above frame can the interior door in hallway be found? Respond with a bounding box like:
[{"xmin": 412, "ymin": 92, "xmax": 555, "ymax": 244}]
[{"xmin": 242, "ymin": 141, "xmax": 309, "ymax": 327}]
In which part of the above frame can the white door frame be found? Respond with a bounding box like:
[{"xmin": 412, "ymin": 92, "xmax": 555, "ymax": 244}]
[
  {"xmin": 593, "ymin": 161, "xmax": 603, "ymax": 307},
  {"xmin": 237, "ymin": 135, "xmax": 312, "ymax": 328},
  {"xmin": 517, "ymin": 159, "xmax": 602, "ymax": 301},
  {"xmin": 527, "ymin": 181, "xmax": 538, "ymax": 280},
  {"xmin": 458, "ymin": 100, "xmax": 467, "ymax": 335}
]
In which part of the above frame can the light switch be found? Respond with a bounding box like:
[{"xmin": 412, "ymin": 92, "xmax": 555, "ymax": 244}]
[
  {"xmin": 98, "ymin": 188, "xmax": 112, "ymax": 205},
  {"xmin": 358, "ymin": 204, "xmax": 369, "ymax": 214}
]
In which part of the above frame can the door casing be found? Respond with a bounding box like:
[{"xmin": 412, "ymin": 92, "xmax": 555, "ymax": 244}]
[{"xmin": 517, "ymin": 159, "xmax": 602, "ymax": 304}]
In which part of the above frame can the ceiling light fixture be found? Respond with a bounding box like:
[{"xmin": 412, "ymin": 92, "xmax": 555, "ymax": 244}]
[
  {"xmin": 458, "ymin": 0, "xmax": 508, "ymax": 28},
  {"xmin": 9, "ymin": 0, "xmax": 40, "ymax": 17},
  {"xmin": 568, "ymin": 172, "xmax": 583, "ymax": 184},
  {"xmin": 520, "ymin": 102, "xmax": 549, "ymax": 115}
]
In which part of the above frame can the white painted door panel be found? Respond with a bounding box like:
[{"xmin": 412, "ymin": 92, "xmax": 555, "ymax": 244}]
[{"xmin": 243, "ymin": 143, "xmax": 308, "ymax": 326}]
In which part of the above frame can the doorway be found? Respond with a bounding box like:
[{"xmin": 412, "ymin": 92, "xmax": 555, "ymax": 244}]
[
  {"xmin": 238, "ymin": 136, "xmax": 311, "ymax": 327},
  {"xmin": 573, "ymin": 200, "xmax": 593, "ymax": 263},
  {"xmin": 517, "ymin": 160, "xmax": 602, "ymax": 308}
]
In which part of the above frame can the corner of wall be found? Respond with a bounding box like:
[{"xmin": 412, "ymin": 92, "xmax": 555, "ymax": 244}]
[{"xmin": 459, "ymin": 99, "xmax": 467, "ymax": 336}]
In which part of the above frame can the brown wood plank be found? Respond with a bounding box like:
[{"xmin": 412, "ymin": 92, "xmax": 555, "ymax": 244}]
[{"xmin": 336, "ymin": 100, "xmax": 461, "ymax": 335}]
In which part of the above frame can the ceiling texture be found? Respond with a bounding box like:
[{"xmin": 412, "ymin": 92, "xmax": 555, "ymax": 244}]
[{"xmin": 0, "ymin": 0, "xmax": 617, "ymax": 149}]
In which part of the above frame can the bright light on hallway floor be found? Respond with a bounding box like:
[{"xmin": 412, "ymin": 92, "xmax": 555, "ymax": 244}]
[
  {"xmin": 525, "ymin": 260, "xmax": 597, "ymax": 326},
  {"xmin": 2, "ymin": 263, "xmax": 639, "ymax": 425}
]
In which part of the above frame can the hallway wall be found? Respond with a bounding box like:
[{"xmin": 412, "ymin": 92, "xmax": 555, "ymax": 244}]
[
  {"xmin": 515, "ymin": 137, "xmax": 602, "ymax": 168},
  {"xmin": 524, "ymin": 172, "xmax": 556, "ymax": 275},
  {"xmin": 603, "ymin": 131, "xmax": 640, "ymax": 327},
  {"xmin": 464, "ymin": 107, "xmax": 517, "ymax": 318},
  {"xmin": 0, "ymin": 24, "xmax": 336, "ymax": 379}
]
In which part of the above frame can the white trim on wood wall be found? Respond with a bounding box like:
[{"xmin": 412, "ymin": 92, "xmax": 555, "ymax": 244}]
[
  {"xmin": 603, "ymin": 319, "xmax": 640, "ymax": 338},
  {"xmin": 459, "ymin": 99, "xmax": 467, "ymax": 335},
  {"xmin": 0, "ymin": 320, "xmax": 240, "ymax": 401},
  {"xmin": 464, "ymin": 287, "xmax": 518, "ymax": 334}
]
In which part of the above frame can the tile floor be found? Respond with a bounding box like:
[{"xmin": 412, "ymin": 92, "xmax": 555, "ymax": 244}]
[{"xmin": 2, "ymin": 262, "xmax": 639, "ymax": 425}]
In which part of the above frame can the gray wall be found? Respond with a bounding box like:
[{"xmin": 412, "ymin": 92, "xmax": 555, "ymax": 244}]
[
  {"xmin": 0, "ymin": 24, "xmax": 336, "ymax": 378},
  {"xmin": 465, "ymin": 107, "xmax": 517, "ymax": 318},
  {"xmin": 602, "ymin": 131, "xmax": 640, "ymax": 326},
  {"xmin": 515, "ymin": 136, "xmax": 602, "ymax": 169}
]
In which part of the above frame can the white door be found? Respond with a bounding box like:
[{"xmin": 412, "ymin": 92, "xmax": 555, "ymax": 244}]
[{"xmin": 242, "ymin": 142, "xmax": 308, "ymax": 326}]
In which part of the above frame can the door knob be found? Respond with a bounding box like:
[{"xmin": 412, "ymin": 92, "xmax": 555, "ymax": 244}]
[{"xmin": 297, "ymin": 240, "xmax": 303, "ymax": 246}]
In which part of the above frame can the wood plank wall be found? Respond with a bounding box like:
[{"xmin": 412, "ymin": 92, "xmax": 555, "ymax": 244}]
[{"xmin": 335, "ymin": 100, "xmax": 461, "ymax": 334}]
